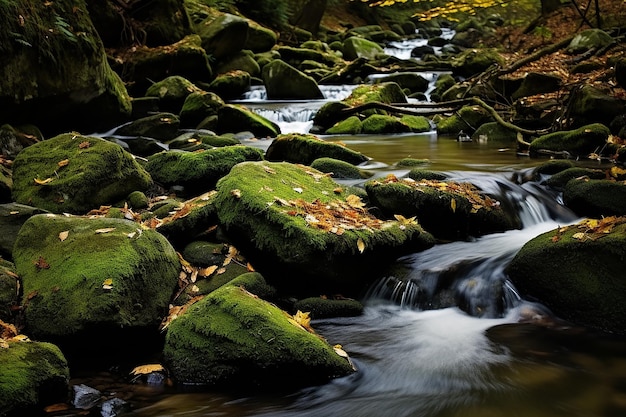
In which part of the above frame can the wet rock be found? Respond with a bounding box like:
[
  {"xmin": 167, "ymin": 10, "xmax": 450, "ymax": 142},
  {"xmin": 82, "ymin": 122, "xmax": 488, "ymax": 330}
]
[
  {"xmin": 529, "ymin": 123, "xmax": 610, "ymax": 158},
  {"xmin": 365, "ymin": 174, "xmax": 521, "ymax": 240},
  {"xmin": 372, "ymin": 72, "xmax": 430, "ymax": 94},
  {"xmin": 563, "ymin": 178, "xmax": 626, "ymax": 217},
  {"xmin": 0, "ymin": 258, "xmax": 18, "ymax": 322},
  {"xmin": 275, "ymin": 46, "xmax": 342, "ymax": 68},
  {"xmin": 213, "ymin": 161, "xmax": 435, "ymax": 296},
  {"xmin": 13, "ymin": 215, "xmax": 180, "ymax": 351},
  {"xmin": 73, "ymin": 383, "xmax": 102, "ymax": 410},
  {"xmin": 145, "ymin": 75, "xmax": 202, "ymax": 114},
  {"xmin": 214, "ymin": 50, "xmax": 261, "ymax": 78},
  {"xmin": 544, "ymin": 167, "xmax": 606, "ymax": 190},
  {"xmin": 326, "ymin": 116, "xmax": 363, "ymax": 134},
  {"xmin": 145, "ymin": 145, "xmax": 264, "ymax": 196},
  {"xmin": 162, "ymin": 272, "xmax": 356, "ymax": 388},
  {"xmin": 471, "ymin": 122, "xmax": 518, "ymax": 144},
  {"xmin": 342, "ymin": 36, "xmax": 385, "ymax": 60},
  {"xmin": 207, "ymin": 70, "xmax": 251, "ymax": 100},
  {"xmin": 293, "ymin": 296, "xmax": 364, "ymax": 319},
  {"xmin": 101, "ymin": 397, "xmax": 130, "ymax": 417},
  {"xmin": 451, "ymin": 48, "xmax": 505, "ymax": 78},
  {"xmin": 179, "ymin": 91, "xmax": 225, "ymax": 129},
  {"xmin": 436, "ymin": 105, "xmax": 494, "ymax": 136},
  {"xmin": 310, "ymin": 157, "xmax": 372, "ymax": 180},
  {"xmin": 506, "ymin": 220, "xmax": 626, "ymax": 335},
  {"xmin": 243, "ymin": 20, "xmax": 278, "ymax": 53},
  {"xmin": 216, "ymin": 104, "xmax": 280, "ymax": 138},
  {"xmin": 0, "ymin": 124, "xmax": 41, "ymax": 159},
  {"xmin": 262, "ymin": 59, "xmax": 324, "ymax": 100},
  {"xmin": 12, "ymin": 134, "xmax": 153, "ymax": 214},
  {"xmin": 568, "ymin": 85, "xmax": 625, "ymax": 128},
  {"xmin": 265, "ymin": 133, "xmax": 368, "ymax": 166},
  {"xmin": 197, "ymin": 13, "xmax": 248, "ymax": 60},
  {"xmin": 116, "ymin": 112, "xmax": 181, "ymax": 141},
  {"xmin": 0, "ymin": 341, "xmax": 70, "ymax": 417},
  {"xmin": 511, "ymin": 72, "xmax": 563, "ymax": 100},
  {"xmin": 566, "ymin": 29, "xmax": 613, "ymax": 55}
]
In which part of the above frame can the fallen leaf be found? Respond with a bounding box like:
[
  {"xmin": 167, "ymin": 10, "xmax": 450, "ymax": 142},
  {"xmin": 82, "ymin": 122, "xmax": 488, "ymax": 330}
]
[
  {"xmin": 34, "ymin": 177, "xmax": 54, "ymax": 185},
  {"xmin": 198, "ymin": 265, "xmax": 218, "ymax": 277},
  {"xmin": 78, "ymin": 141, "xmax": 90, "ymax": 149},
  {"xmin": 57, "ymin": 159, "xmax": 70, "ymax": 167},
  {"xmin": 357, "ymin": 238, "xmax": 365, "ymax": 254},
  {"xmin": 293, "ymin": 310, "xmax": 312, "ymax": 331},
  {"xmin": 34, "ymin": 256, "xmax": 50, "ymax": 270},
  {"xmin": 346, "ymin": 194, "xmax": 366, "ymax": 209},
  {"xmin": 572, "ymin": 232, "xmax": 586, "ymax": 240},
  {"xmin": 95, "ymin": 228, "xmax": 116, "ymax": 234},
  {"xmin": 130, "ymin": 364, "xmax": 165, "ymax": 377},
  {"xmin": 231, "ymin": 189, "xmax": 241, "ymax": 199},
  {"xmin": 102, "ymin": 278, "xmax": 113, "ymax": 290},
  {"xmin": 293, "ymin": 187, "xmax": 303, "ymax": 193},
  {"xmin": 451, "ymin": 198, "xmax": 457, "ymax": 213},
  {"xmin": 58, "ymin": 230, "xmax": 69, "ymax": 241}
]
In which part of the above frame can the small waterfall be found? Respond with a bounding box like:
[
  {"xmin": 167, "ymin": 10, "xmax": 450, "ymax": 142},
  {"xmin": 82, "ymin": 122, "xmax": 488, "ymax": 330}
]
[{"xmin": 365, "ymin": 171, "xmax": 580, "ymax": 318}]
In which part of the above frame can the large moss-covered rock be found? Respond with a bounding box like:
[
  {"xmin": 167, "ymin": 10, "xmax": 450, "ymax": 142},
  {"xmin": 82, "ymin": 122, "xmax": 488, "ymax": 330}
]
[
  {"xmin": 145, "ymin": 146, "xmax": 264, "ymax": 196},
  {"xmin": 529, "ymin": 123, "xmax": 610, "ymax": 158},
  {"xmin": 451, "ymin": 48, "xmax": 505, "ymax": 77},
  {"xmin": 563, "ymin": 178, "xmax": 626, "ymax": 217},
  {"xmin": 213, "ymin": 161, "xmax": 435, "ymax": 296},
  {"xmin": 207, "ymin": 70, "xmax": 251, "ymax": 101},
  {"xmin": 344, "ymin": 83, "xmax": 407, "ymax": 107},
  {"xmin": 0, "ymin": 0, "xmax": 131, "ymax": 136},
  {"xmin": 365, "ymin": 174, "xmax": 520, "ymax": 240},
  {"xmin": 568, "ymin": 85, "xmax": 625, "ymax": 128},
  {"xmin": 325, "ymin": 116, "xmax": 363, "ymax": 134},
  {"xmin": 13, "ymin": 215, "xmax": 180, "ymax": 344},
  {"xmin": 373, "ymin": 72, "xmax": 430, "ymax": 94},
  {"xmin": 216, "ymin": 104, "xmax": 280, "ymax": 138},
  {"xmin": 115, "ymin": 112, "xmax": 181, "ymax": 141},
  {"xmin": 274, "ymin": 46, "xmax": 342, "ymax": 68},
  {"xmin": 0, "ymin": 340, "xmax": 69, "ymax": 417},
  {"xmin": 544, "ymin": 167, "xmax": 606, "ymax": 190},
  {"xmin": 506, "ymin": 219, "xmax": 626, "ymax": 334},
  {"xmin": 262, "ymin": 60, "xmax": 324, "ymax": 100},
  {"xmin": 179, "ymin": 91, "xmax": 225, "ymax": 128},
  {"xmin": 12, "ymin": 134, "xmax": 153, "ymax": 214},
  {"xmin": 265, "ymin": 133, "xmax": 369, "ymax": 166},
  {"xmin": 243, "ymin": 21, "xmax": 277, "ymax": 53},
  {"xmin": 343, "ymin": 36, "xmax": 385, "ymax": 60},
  {"xmin": 310, "ymin": 157, "xmax": 372, "ymax": 180},
  {"xmin": 436, "ymin": 105, "xmax": 494, "ymax": 135},
  {"xmin": 145, "ymin": 75, "xmax": 201, "ymax": 114},
  {"xmin": 566, "ymin": 29, "xmax": 614, "ymax": 55},
  {"xmin": 214, "ymin": 50, "xmax": 261, "ymax": 78},
  {"xmin": 162, "ymin": 272, "xmax": 355, "ymax": 388}
]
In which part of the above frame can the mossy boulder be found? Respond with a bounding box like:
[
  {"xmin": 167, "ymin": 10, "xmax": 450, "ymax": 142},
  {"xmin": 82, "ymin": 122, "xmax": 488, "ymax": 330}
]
[
  {"xmin": 214, "ymin": 50, "xmax": 261, "ymax": 78},
  {"xmin": 430, "ymin": 73, "xmax": 456, "ymax": 102},
  {"xmin": 436, "ymin": 105, "xmax": 494, "ymax": 135},
  {"xmin": 529, "ymin": 123, "xmax": 610, "ymax": 158},
  {"xmin": 365, "ymin": 175, "xmax": 520, "ymax": 241},
  {"xmin": 274, "ymin": 46, "xmax": 342, "ymax": 68},
  {"xmin": 179, "ymin": 91, "xmax": 225, "ymax": 129},
  {"xmin": 0, "ymin": 0, "xmax": 132, "ymax": 136},
  {"xmin": 310, "ymin": 157, "xmax": 372, "ymax": 180},
  {"xmin": 311, "ymin": 102, "xmax": 352, "ymax": 133},
  {"xmin": 451, "ymin": 48, "xmax": 505, "ymax": 77},
  {"xmin": 207, "ymin": 70, "xmax": 251, "ymax": 101},
  {"xmin": 506, "ymin": 219, "xmax": 626, "ymax": 334},
  {"xmin": 530, "ymin": 160, "xmax": 576, "ymax": 180},
  {"xmin": 265, "ymin": 133, "xmax": 369, "ymax": 166},
  {"xmin": 12, "ymin": 215, "xmax": 180, "ymax": 346},
  {"xmin": 115, "ymin": 112, "xmax": 181, "ymax": 141},
  {"xmin": 563, "ymin": 178, "xmax": 626, "ymax": 217},
  {"xmin": 216, "ymin": 104, "xmax": 280, "ymax": 138},
  {"xmin": 145, "ymin": 75, "xmax": 201, "ymax": 114},
  {"xmin": 373, "ymin": 73, "xmax": 430, "ymax": 94},
  {"xmin": 243, "ymin": 21, "xmax": 278, "ymax": 53},
  {"xmin": 0, "ymin": 203, "xmax": 48, "ymax": 258},
  {"xmin": 344, "ymin": 83, "xmax": 408, "ymax": 107},
  {"xmin": 566, "ymin": 29, "xmax": 614, "ymax": 55},
  {"xmin": 0, "ymin": 341, "xmax": 70, "ymax": 417},
  {"xmin": 362, "ymin": 114, "xmax": 412, "ymax": 134},
  {"xmin": 146, "ymin": 146, "xmax": 264, "ymax": 196},
  {"xmin": 325, "ymin": 116, "xmax": 363, "ymax": 134},
  {"xmin": 511, "ymin": 72, "xmax": 562, "ymax": 100},
  {"xmin": 214, "ymin": 161, "xmax": 435, "ymax": 296},
  {"xmin": 342, "ymin": 36, "xmax": 385, "ymax": 61},
  {"xmin": 11, "ymin": 134, "xmax": 153, "ymax": 214},
  {"xmin": 262, "ymin": 59, "xmax": 324, "ymax": 100},
  {"xmin": 162, "ymin": 272, "xmax": 355, "ymax": 388},
  {"xmin": 568, "ymin": 85, "xmax": 625, "ymax": 128},
  {"xmin": 544, "ymin": 167, "xmax": 606, "ymax": 190},
  {"xmin": 471, "ymin": 122, "xmax": 517, "ymax": 144}
]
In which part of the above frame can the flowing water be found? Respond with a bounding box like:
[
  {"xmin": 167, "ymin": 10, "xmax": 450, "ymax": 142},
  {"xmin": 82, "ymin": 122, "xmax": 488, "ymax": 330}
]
[{"xmin": 80, "ymin": 33, "xmax": 626, "ymax": 417}]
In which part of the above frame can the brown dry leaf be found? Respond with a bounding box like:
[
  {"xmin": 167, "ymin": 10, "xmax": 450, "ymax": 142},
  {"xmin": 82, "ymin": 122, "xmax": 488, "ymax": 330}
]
[
  {"xmin": 58, "ymin": 230, "xmax": 69, "ymax": 241},
  {"xmin": 57, "ymin": 159, "xmax": 69, "ymax": 167},
  {"xmin": 34, "ymin": 177, "xmax": 54, "ymax": 185},
  {"xmin": 95, "ymin": 228, "xmax": 116, "ymax": 234},
  {"xmin": 198, "ymin": 265, "xmax": 218, "ymax": 277},
  {"xmin": 78, "ymin": 141, "xmax": 90, "ymax": 149},
  {"xmin": 0, "ymin": 340, "xmax": 8, "ymax": 349},
  {"xmin": 33, "ymin": 256, "xmax": 50, "ymax": 270},
  {"xmin": 0, "ymin": 321, "xmax": 18, "ymax": 339},
  {"xmin": 43, "ymin": 404, "xmax": 71, "ymax": 413},
  {"xmin": 346, "ymin": 194, "xmax": 366, "ymax": 209},
  {"xmin": 247, "ymin": 262, "xmax": 255, "ymax": 272}
]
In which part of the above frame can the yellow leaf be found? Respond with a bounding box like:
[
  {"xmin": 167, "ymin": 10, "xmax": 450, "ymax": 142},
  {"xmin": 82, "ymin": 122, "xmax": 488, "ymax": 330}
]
[
  {"xmin": 572, "ymin": 232, "xmax": 586, "ymax": 240},
  {"xmin": 10, "ymin": 334, "xmax": 30, "ymax": 342},
  {"xmin": 293, "ymin": 310, "xmax": 311, "ymax": 328},
  {"xmin": 394, "ymin": 214, "xmax": 417, "ymax": 225},
  {"xmin": 451, "ymin": 198, "xmax": 457, "ymax": 213},
  {"xmin": 199, "ymin": 265, "xmax": 218, "ymax": 277},
  {"xmin": 346, "ymin": 194, "xmax": 366, "ymax": 209},
  {"xmin": 102, "ymin": 278, "xmax": 113, "ymax": 290},
  {"xmin": 130, "ymin": 364, "xmax": 165, "ymax": 377},
  {"xmin": 58, "ymin": 230, "xmax": 69, "ymax": 241},
  {"xmin": 231, "ymin": 189, "xmax": 241, "ymax": 198},
  {"xmin": 357, "ymin": 238, "xmax": 365, "ymax": 254},
  {"xmin": 95, "ymin": 228, "xmax": 116, "ymax": 234},
  {"xmin": 34, "ymin": 177, "xmax": 54, "ymax": 185},
  {"xmin": 57, "ymin": 159, "xmax": 69, "ymax": 167}
]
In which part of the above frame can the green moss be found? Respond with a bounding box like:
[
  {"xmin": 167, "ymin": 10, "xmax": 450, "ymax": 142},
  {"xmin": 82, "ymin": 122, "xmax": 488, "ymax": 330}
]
[
  {"xmin": 163, "ymin": 278, "xmax": 355, "ymax": 387},
  {"xmin": 529, "ymin": 123, "xmax": 610, "ymax": 157},
  {"xmin": 325, "ymin": 116, "xmax": 363, "ymax": 134},
  {"xmin": 13, "ymin": 215, "xmax": 180, "ymax": 338},
  {"xmin": 395, "ymin": 158, "xmax": 431, "ymax": 168},
  {"xmin": 544, "ymin": 167, "xmax": 606, "ymax": 190},
  {"xmin": 265, "ymin": 133, "xmax": 369, "ymax": 166},
  {"xmin": 179, "ymin": 90, "xmax": 225, "ymax": 128},
  {"xmin": 344, "ymin": 82, "xmax": 407, "ymax": 107},
  {"xmin": 362, "ymin": 114, "xmax": 411, "ymax": 134},
  {"xmin": 563, "ymin": 178, "xmax": 626, "ymax": 217},
  {"xmin": 0, "ymin": 341, "xmax": 69, "ymax": 416},
  {"xmin": 436, "ymin": 105, "xmax": 493, "ymax": 135},
  {"xmin": 11, "ymin": 134, "xmax": 153, "ymax": 214},
  {"xmin": 407, "ymin": 169, "xmax": 448, "ymax": 181},
  {"xmin": 310, "ymin": 157, "xmax": 371, "ymax": 180},
  {"xmin": 506, "ymin": 222, "xmax": 626, "ymax": 334},
  {"xmin": 531, "ymin": 160, "xmax": 576, "ymax": 179},
  {"xmin": 0, "ymin": 259, "xmax": 17, "ymax": 322},
  {"xmin": 145, "ymin": 145, "xmax": 264, "ymax": 195},
  {"xmin": 216, "ymin": 104, "xmax": 281, "ymax": 138},
  {"xmin": 400, "ymin": 115, "xmax": 432, "ymax": 132}
]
